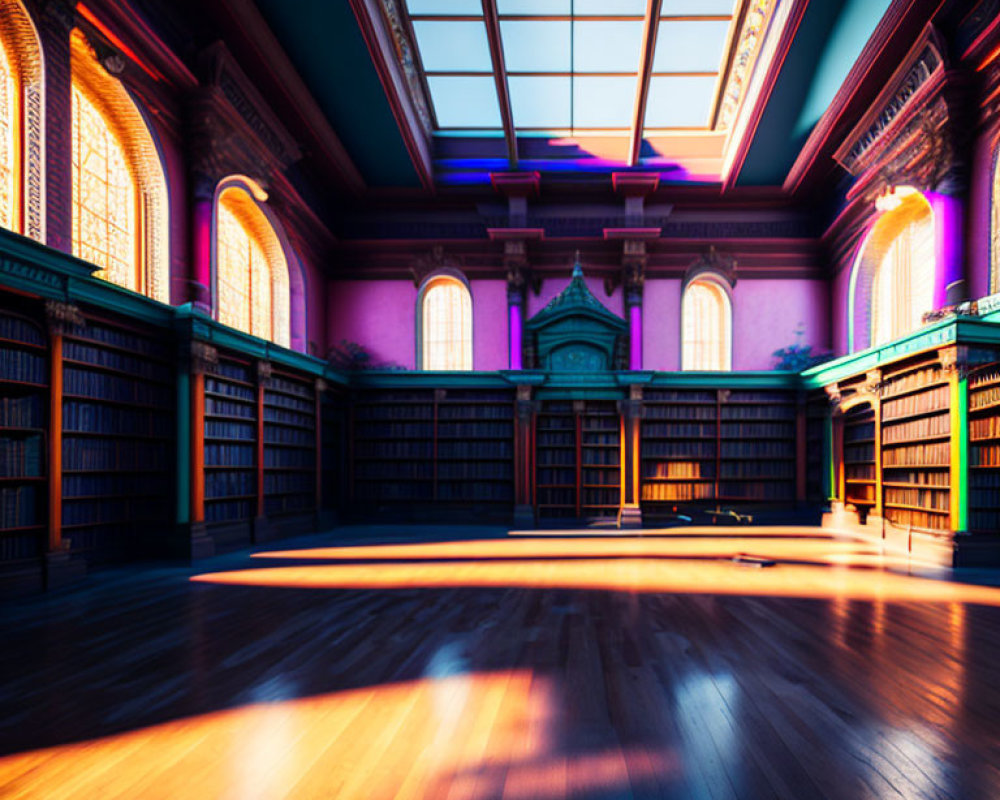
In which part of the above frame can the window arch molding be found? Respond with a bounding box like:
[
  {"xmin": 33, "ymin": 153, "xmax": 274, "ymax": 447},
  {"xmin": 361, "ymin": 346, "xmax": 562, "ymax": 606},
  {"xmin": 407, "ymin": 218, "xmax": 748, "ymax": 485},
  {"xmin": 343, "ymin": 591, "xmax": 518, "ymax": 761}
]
[
  {"xmin": 0, "ymin": 0, "xmax": 44, "ymax": 242},
  {"xmin": 848, "ymin": 188, "xmax": 934, "ymax": 353},
  {"xmin": 210, "ymin": 175, "xmax": 306, "ymax": 351},
  {"xmin": 416, "ymin": 268, "xmax": 473, "ymax": 371},
  {"xmin": 990, "ymin": 137, "xmax": 1000, "ymax": 294},
  {"xmin": 680, "ymin": 270, "xmax": 733, "ymax": 372},
  {"xmin": 70, "ymin": 27, "xmax": 168, "ymax": 302}
]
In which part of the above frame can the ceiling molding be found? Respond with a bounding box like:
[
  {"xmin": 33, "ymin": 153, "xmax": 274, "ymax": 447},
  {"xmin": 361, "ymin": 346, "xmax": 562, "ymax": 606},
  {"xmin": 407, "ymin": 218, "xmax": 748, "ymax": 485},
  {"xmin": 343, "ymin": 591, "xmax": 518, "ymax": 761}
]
[{"xmin": 349, "ymin": 0, "xmax": 435, "ymax": 191}]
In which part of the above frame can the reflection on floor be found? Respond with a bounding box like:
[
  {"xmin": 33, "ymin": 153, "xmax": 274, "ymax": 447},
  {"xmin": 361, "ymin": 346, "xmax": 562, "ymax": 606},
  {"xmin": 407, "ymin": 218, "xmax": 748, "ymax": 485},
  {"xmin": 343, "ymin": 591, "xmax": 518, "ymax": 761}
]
[{"xmin": 1, "ymin": 525, "xmax": 999, "ymax": 799}]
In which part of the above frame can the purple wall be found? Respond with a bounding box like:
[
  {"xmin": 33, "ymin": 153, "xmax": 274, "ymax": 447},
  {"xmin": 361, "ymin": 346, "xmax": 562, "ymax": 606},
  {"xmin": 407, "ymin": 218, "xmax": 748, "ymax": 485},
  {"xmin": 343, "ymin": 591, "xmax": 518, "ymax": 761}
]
[
  {"xmin": 967, "ymin": 123, "xmax": 999, "ymax": 301},
  {"xmin": 642, "ymin": 279, "xmax": 682, "ymax": 370},
  {"xmin": 832, "ymin": 263, "xmax": 852, "ymax": 356},
  {"xmin": 732, "ymin": 279, "xmax": 830, "ymax": 369},
  {"xmin": 470, "ymin": 279, "xmax": 508, "ymax": 370},
  {"xmin": 328, "ymin": 280, "xmax": 418, "ymax": 368}
]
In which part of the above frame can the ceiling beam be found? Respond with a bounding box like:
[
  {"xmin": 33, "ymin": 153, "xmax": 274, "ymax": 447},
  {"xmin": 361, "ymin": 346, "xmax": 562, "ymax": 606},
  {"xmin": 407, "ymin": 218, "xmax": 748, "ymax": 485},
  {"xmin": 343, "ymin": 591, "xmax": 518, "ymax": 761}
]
[
  {"xmin": 481, "ymin": 0, "xmax": 518, "ymax": 169},
  {"xmin": 629, "ymin": 0, "xmax": 663, "ymax": 167}
]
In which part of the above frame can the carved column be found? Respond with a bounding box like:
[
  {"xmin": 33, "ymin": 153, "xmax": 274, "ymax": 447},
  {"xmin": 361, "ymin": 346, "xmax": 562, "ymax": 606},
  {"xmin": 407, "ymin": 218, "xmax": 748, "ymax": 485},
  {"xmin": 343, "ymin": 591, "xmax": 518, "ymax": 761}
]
[
  {"xmin": 623, "ymin": 241, "xmax": 646, "ymax": 371},
  {"xmin": 44, "ymin": 301, "xmax": 84, "ymax": 587},
  {"xmin": 512, "ymin": 385, "xmax": 536, "ymax": 528},
  {"xmin": 189, "ymin": 170, "xmax": 216, "ymax": 313},
  {"xmin": 188, "ymin": 341, "xmax": 217, "ymax": 559},
  {"xmin": 505, "ymin": 242, "xmax": 528, "ymax": 370},
  {"xmin": 619, "ymin": 385, "xmax": 643, "ymax": 528}
]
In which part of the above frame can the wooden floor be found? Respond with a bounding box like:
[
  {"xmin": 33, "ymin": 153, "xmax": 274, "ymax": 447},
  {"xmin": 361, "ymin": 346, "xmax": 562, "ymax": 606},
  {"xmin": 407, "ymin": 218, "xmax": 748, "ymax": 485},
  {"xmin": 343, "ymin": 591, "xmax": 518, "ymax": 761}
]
[{"xmin": 2, "ymin": 525, "xmax": 1000, "ymax": 799}]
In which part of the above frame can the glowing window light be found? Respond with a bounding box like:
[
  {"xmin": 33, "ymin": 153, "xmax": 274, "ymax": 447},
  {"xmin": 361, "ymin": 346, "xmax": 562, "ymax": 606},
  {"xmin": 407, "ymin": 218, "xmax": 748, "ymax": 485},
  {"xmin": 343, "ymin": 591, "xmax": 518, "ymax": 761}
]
[
  {"xmin": 71, "ymin": 83, "xmax": 137, "ymax": 292},
  {"xmin": 682, "ymin": 278, "xmax": 731, "ymax": 371},
  {"xmin": 0, "ymin": 35, "xmax": 15, "ymax": 232},
  {"xmin": 422, "ymin": 276, "xmax": 472, "ymax": 370}
]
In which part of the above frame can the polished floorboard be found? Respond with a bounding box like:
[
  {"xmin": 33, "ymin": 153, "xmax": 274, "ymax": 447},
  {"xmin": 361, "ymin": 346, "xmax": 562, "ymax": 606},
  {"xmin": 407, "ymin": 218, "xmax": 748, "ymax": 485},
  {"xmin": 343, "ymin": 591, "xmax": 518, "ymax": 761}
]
[{"xmin": 2, "ymin": 524, "xmax": 1000, "ymax": 799}]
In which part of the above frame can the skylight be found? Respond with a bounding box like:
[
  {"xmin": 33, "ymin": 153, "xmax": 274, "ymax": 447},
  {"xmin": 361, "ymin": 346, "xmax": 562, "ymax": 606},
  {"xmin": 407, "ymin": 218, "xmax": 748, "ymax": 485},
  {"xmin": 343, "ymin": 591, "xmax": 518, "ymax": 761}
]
[{"xmin": 404, "ymin": 0, "xmax": 743, "ymax": 136}]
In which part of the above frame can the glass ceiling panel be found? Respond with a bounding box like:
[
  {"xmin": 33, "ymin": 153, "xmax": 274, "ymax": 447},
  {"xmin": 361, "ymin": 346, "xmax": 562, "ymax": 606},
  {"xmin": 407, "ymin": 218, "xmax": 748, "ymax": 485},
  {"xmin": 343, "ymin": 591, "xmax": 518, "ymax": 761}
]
[
  {"xmin": 412, "ymin": 21, "xmax": 493, "ymax": 72},
  {"xmin": 508, "ymin": 76, "xmax": 571, "ymax": 128},
  {"xmin": 574, "ymin": 21, "xmax": 644, "ymax": 72},
  {"xmin": 652, "ymin": 20, "xmax": 731, "ymax": 73},
  {"xmin": 406, "ymin": 0, "xmax": 483, "ymax": 14},
  {"xmin": 500, "ymin": 20, "xmax": 571, "ymax": 72},
  {"xmin": 427, "ymin": 76, "xmax": 502, "ymax": 128},
  {"xmin": 497, "ymin": 0, "xmax": 570, "ymax": 13},
  {"xmin": 660, "ymin": 0, "xmax": 736, "ymax": 14},
  {"xmin": 644, "ymin": 75, "xmax": 718, "ymax": 128},
  {"xmin": 574, "ymin": 0, "xmax": 646, "ymax": 13},
  {"xmin": 573, "ymin": 76, "xmax": 636, "ymax": 128}
]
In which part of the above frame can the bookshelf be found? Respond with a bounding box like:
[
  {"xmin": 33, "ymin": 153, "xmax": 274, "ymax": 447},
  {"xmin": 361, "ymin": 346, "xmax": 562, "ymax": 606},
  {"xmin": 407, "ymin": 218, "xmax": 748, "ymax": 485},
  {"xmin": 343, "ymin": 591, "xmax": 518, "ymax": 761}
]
[
  {"xmin": 436, "ymin": 389, "xmax": 514, "ymax": 506},
  {"xmin": 535, "ymin": 399, "xmax": 621, "ymax": 520},
  {"xmin": 262, "ymin": 371, "xmax": 317, "ymax": 518},
  {"xmin": 878, "ymin": 357, "xmax": 950, "ymax": 532},
  {"xmin": 321, "ymin": 388, "xmax": 346, "ymax": 520},
  {"xmin": 640, "ymin": 388, "xmax": 796, "ymax": 513},
  {"xmin": 806, "ymin": 391, "xmax": 828, "ymax": 503},
  {"xmin": 61, "ymin": 315, "xmax": 174, "ymax": 562},
  {"xmin": 0, "ymin": 309, "xmax": 47, "ymax": 564},
  {"xmin": 842, "ymin": 403, "xmax": 876, "ymax": 512},
  {"xmin": 968, "ymin": 363, "xmax": 1000, "ymax": 533},
  {"xmin": 203, "ymin": 356, "xmax": 257, "ymax": 526}
]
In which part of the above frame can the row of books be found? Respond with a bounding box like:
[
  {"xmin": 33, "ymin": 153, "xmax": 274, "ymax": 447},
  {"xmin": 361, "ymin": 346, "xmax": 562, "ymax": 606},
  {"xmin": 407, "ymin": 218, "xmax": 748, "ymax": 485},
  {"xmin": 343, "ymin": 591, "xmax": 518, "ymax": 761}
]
[
  {"xmin": 846, "ymin": 464, "xmax": 876, "ymax": 481},
  {"xmin": 439, "ymin": 462, "xmax": 513, "ymax": 480},
  {"xmin": 641, "ymin": 483, "xmax": 715, "ymax": 501},
  {"xmin": 581, "ymin": 489, "xmax": 619, "ymax": 506},
  {"xmin": 970, "ymin": 416, "xmax": 1000, "ymax": 442},
  {"xmin": 438, "ymin": 422, "xmax": 512, "ymax": 438},
  {"xmin": 354, "ymin": 442, "xmax": 433, "ymax": 459},
  {"xmin": 439, "ymin": 442, "xmax": 512, "ymax": 459},
  {"xmin": 537, "ymin": 452, "xmax": 576, "ymax": 466},
  {"xmin": 846, "ymin": 484, "xmax": 876, "ymax": 503},
  {"xmin": 537, "ymin": 468, "xmax": 574, "ymax": 486},
  {"xmin": 437, "ymin": 483, "xmax": 514, "ymax": 502},
  {"xmin": 720, "ymin": 422, "xmax": 795, "ymax": 439},
  {"xmin": 880, "ymin": 468, "xmax": 949, "ymax": 486},
  {"xmin": 971, "ymin": 444, "xmax": 1000, "ymax": 467},
  {"xmin": 970, "ymin": 510, "xmax": 1000, "ymax": 531},
  {"xmin": 644, "ymin": 461, "xmax": 713, "ymax": 479},
  {"xmin": 537, "ymin": 488, "xmax": 575, "ymax": 505},
  {"xmin": 210, "ymin": 362, "xmax": 251, "ymax": 383},
  {"xmin": 580, "ymin": 468, "xmax": 620, "ymax": 485},
  {"xmin": 354, "ymin": 422, "xmax": 432, "ymax": 440},
  {"xmin": 0, "ymin": 530, "xmax": 40, "ymax": 561},
  {"xmin": 264, "ymin": 391, "xmax": 313, "ymax": 414},
  {"xmin": 354, "ymin": 462, "xmax": 432, "ymax": 480},
  {"xmin": 644, "ymin": 442, "xmax": 716, "ymax": 458},
  {"xmin": 355, "ymin": 484, "xmax": 434, "ymax": 501},
  {"xmin": 438, "ymin": 405, "xmax": 512, "ymax": 420},
  {"xmin": 719, "ymin": 406, "xmax": 793, "ymax": 421},
  {"xmin": 0, "ymin": 348, "xmax": 45, "ymax": 384},
  {"xmin": 63, "ymin": 473, "xmax": 169, "ymax": 498},
  {"xmin": 0, "ymin": 314, "xmax": 44, "ymax": 346},
  {"xmin": 885, "ymin": 487, "xmax": 950, "ymax": 510},
  {"xmin": 885, "ymin": 507, "xmax": 948, "ymax": 531},
  {"xmin": 0, "ymin": 486, "xmax": 37, "ymax": 528},
  {"xmin": 205, "ymin": 377, "xmax": 254, "ymax": 402},
  {"xmin": 882, "ymin": 386, "xmax": 949, "ymax": 420},
  {"xmin": 883, "ymin": 414, "xmax": 950, "ymax": 443},
  {"xmin": 64, "ymin": 341, "xmax": 170, "ymax": 384},
  {"xmin": 205, "ymin": 420, "xmax": 255, "ymax": 441},
  {"xmin": 718, "ymin": 482, "xmax": 794, "ymax": 500},
  {"xmin": 64, "ymin": 368, "xmax": 168, "ymax": 407},
  {"xmin": 644, "ymin": 406, "xmax": 718, "ymax": 421},
  {"xmin": 844, "ymin": 444, "xmax": 874, "ymax": 464},
  {"xmin": 205, "ymin": 443, "xmax": 255, "ymax": 467},
  {"xmin": 263, "ymin": 427, "xmax": 313, "ymax": 446},
  {"xmin": 844, "ymin": 422, "xmax": 876, "ymax": 443},
  {"xmin": 719, "ymin": 441, "xmax": 794, "ymax": 458},
  {"xmin": 970, "ymin": 385, "xmax": 1000, "ymax": 410},
  {"xmin": 440, "ymin": 390, "xmax": 513, "ymax": 403},
  {"xmin": 645, "ymin": 391, "xmax": 717, "ymax": 404},
  {"xmin": 269, "ymin": 377, "xmax": 313, "ymax": 399},
  {"xmin": 264, "ymin": 473, "xmax": 313, "ymax": 494},
  {"xmin": 205, "ymin": 397, "xmax": 255, "ymax": 419},
  {"xmin": 64, "ymin": 400, "xmax": 171, "ymax": 438},
  {"xmin": 882, "ymin": 442, "xmax": 950, "ymax": 466},
  {"xmin": 263, "ymin": 408, "xmax": 314, "ymax": 428},
  {"xmin": 63, "ymin": 438, "xmax": 169, "ymax": 470},
  {"xmin": 264, "ymin": 494, "xmax": 314, "ymax": 516},
  {"xmin": 882, "ymin": 366, "xmax": 945, "ymax": 397},
  {"xmin": 71, "ymin": 324, "xmax": 168, "ymax": 360},
  {"xmin": 970, "ymin": 471, "xmax": 1000, "ymax": 489},
  {"xmin": 581, "ymin": 450, "xmax": 619, "ymax": 466},
  {"xmin": 205, "ymin": 499, "xmax": 253, "ymax": 523},
  {"xmin": 62, "ymin": 497, "xmax": 169, "ymax": 525},
  {"xmin": 581, "ymin": 433, "xmax": 618, "ymax": 446},
  {"xmin": 263, "ymin": 448, "xmax": 315, "ymax": 469},
  {"xmin": 0, "ymin": 395, "xmax": 43, "ymax": 428},
  {"xmin": 537, "ymin": 433, "xmax": 575, "ymax": 448},
  {"xmin": 725, "ymin": 391, "xmax": 794, "ymax": 404},
  {"xmin": 0, "ymin": 435, "xmax": 42, "ymax": 477},
  {"xmin": 719, "ymin": 462, "xmax": 794, "ymax": 478},
  {"xmin": 642, "ymin": 423, "xmax": 715, "ymax": 438},
  {"xmin": 354, "ymin": 404, "xmax": 433, "ymax": 421},
  {"xmin": 206, "ymin": 471, "xmax": 255, "ymax": 499}
]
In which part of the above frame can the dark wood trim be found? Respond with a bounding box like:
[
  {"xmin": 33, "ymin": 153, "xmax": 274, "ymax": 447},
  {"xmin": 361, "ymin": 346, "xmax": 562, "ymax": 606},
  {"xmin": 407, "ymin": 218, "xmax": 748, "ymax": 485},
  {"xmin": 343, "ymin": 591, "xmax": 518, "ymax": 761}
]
[
  {"xmin": 481, "ymin": 0, "xmax": 519, "ymax": 168},
  {"xmin": 629, "ymin": 0, "xmax": 663, "ymax": 167}
]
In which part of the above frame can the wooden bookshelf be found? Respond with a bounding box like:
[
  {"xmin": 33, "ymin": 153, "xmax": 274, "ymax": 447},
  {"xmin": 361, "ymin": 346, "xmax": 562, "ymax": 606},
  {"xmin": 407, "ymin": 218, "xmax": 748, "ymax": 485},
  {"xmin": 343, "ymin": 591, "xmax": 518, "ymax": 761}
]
[
  {"xmin": 879, "ymin": 357, "xmax": 950, "ymax": 532},
  {"xmin": 61, "ymin": 315, "xmax": 173, "ymax": 563},
  {"xmin": 203, "ymin": 356, "xmax": 256, "ymax": 526},
  {"xmin": 436, "ymin": 389, "xmax": 514, "ymax": 505},
  {"xmin": 640, "ymin": 389, "xmax": 717, "ymax": 506},
  {"xmin": 842, "ymin": 403, "xmax": 876, "ymax": 510},
  {"xmin": 718, "ymin": 390, "xmax": 796, "ymax": 502},
  {"xmin": 262, "ymin": 371, "xmax": 317, "ymax": 518},
  {"xmin": 579, "ymin": 400, "xmax": 621, "ymax": 516},
  {"xmin": 805, "ymin": 390, "xmax": 828, "ymax": 503},
  {"xmin": 0, "ymin": 309, "xmax": 47, "ymax": 564},
  {"xmin": 968, "ymin": 363, "xmax": 1000, "ymax": 533}
]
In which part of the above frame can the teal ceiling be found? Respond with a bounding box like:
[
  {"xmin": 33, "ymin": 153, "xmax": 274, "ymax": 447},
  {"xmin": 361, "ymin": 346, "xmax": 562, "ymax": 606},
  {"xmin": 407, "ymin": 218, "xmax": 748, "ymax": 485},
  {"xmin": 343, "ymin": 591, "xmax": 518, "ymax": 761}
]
[
  {"xmin": 253, "ymin": 0, "xmax": 421, "ymax": 188},
  {"xmin": 737, "ymin": 0, "xmax": 892, "ymax": 186}
]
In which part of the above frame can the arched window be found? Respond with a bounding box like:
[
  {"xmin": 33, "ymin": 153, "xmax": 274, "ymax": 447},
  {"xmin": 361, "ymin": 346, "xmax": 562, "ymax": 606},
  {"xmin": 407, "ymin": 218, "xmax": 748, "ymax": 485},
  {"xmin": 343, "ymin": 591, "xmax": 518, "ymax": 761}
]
[
  {"xmin": 214, "ymin": 180, "xmax": 290, "ymax": 348},
  {"xmin": 0, "ymin": 1, "xmax": 44, "ymax": 241},
  {"xmin": 870, "ymin": 194, "xmax": 934, "ymax": 346},
  {"xmin": 681, "ymin": 277, "xmax": 731, "ymax": 371},
  {"xmin": 419, "ymin": 275, "xmax": 472, "ymax": 370},
  {"xmin": 70, "ymin": 29, "xmax": 168, "ymax": 302}
]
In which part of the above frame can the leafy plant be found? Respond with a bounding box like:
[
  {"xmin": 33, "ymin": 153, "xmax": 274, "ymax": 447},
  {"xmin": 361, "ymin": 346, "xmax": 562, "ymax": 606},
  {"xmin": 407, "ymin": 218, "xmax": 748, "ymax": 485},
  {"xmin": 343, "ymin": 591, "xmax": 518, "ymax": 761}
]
[
  {"xmin": 772, "ymin": 324, "xmax": 833, "ymax": 372},
  {"xmin": 326, "ymin": 340, "xmax": 404, "ymax": 371}
]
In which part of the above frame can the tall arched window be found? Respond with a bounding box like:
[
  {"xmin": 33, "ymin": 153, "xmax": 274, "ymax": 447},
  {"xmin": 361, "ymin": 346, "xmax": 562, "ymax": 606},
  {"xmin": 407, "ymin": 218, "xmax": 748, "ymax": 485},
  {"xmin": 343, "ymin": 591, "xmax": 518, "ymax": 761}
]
[
  {"xmin": 681, "ymin": 277, "xmax": 731, "ymax": 371},
  {"xmin": 870, "ymin": 194, "xmax": 934, "ymax": 346},
  {"xmin": 0, "ymin": 1, "xmax": 44, "ymax": 241},
  {"xmin": 420, "ymin": 275, "xmax": 472, "ymax": 370},
  {"xmin": 70, "ymin": 29, "xmax": 168, "ymax": 302},
  {"xmin": 214, "ymin": 180, "xmax": 290, "ymax": 348}
]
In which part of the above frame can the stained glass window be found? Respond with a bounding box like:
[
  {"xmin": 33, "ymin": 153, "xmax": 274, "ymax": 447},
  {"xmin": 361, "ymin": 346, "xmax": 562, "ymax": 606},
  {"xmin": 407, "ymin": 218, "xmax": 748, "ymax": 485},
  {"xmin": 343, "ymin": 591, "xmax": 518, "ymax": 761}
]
[
  {"xmin": 71, "ymin": 83, "xmax": 137, "ymax": 292},
  {"xmin": 682, "ymin": 278, "xmax": 731, "ymax": 371},
  {"xmin": 0, "ymin": 35, "xmax": 16, "ymax": 232},
  {"xmin": 872, "ymin": 207, "xmax": 934, "ymax": 347},
  {"xmin": 216, "ymin": 188, "xmax": 290, "ymax": 348},
  {"xmin": 422, "ymin": 276, "xmax": 472, "ymax": 370}
]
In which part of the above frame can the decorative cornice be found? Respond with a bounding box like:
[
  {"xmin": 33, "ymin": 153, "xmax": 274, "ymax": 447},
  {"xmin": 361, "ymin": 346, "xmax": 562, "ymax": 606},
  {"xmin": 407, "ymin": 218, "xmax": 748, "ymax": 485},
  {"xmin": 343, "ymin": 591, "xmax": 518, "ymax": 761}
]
[
  {"xmin": 716, "ymin": 0, "xmax": 777, "ymax": 131},
  {"xmin": 409, "ymin": 245, "xmax": 464, "ymax": 287},
  {"xmin": 45, "ymin": 300, "xmax": 85, "ymax": 336},
  {"xmin": 684, "ymin": 247, "xmax": 738, "ymax": 288},
  {"xmin": 376, "ymin": 0, "xmax": 433, "ymax": 135}
]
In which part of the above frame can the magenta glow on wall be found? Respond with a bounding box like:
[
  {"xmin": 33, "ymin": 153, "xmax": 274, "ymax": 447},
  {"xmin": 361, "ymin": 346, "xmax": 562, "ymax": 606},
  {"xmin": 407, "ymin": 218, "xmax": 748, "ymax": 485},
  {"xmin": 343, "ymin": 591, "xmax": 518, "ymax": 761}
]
[
  {"xmin": 641, "ymin": 279, "xmax": 682, "ymax": 371},
  {"xmin": 732, "ymin": 280, "xmax": 830, "ymax": 370},
  {"xmin": 470, "ymin": 279, "xmax": 508, "ymax": 371},
  {"xmin": 327, "ymin": 281, "xmax": 417, "ymax": 369}
]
